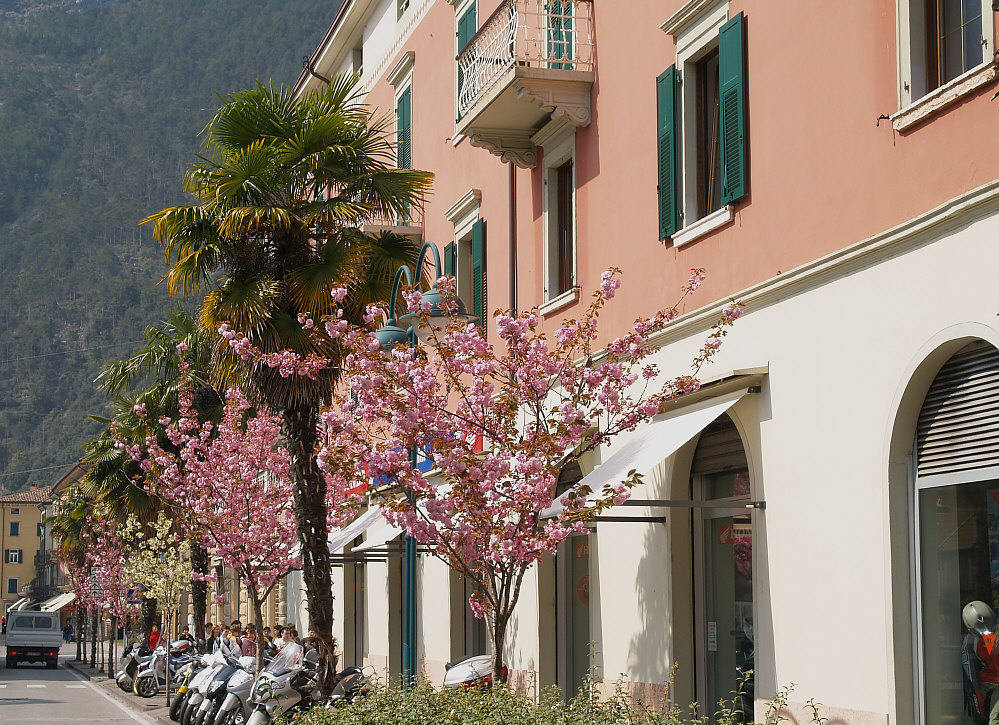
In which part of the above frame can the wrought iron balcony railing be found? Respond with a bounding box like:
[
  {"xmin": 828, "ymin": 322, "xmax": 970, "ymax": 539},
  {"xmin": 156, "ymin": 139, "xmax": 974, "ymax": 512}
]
[{"xmin": 457, "ymin": 0, "xmax": 594, "ymax": 121}]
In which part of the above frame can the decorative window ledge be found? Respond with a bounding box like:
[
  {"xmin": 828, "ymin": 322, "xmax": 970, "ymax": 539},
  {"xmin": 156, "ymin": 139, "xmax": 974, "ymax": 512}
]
[
  {"xmin": 893, "ymin": 62, "xmax": 998, "ymax": 132},
  {"xmin": 538, "ymin": 286, "xmax": 580, "ymax": 317},
  {"xmin": 672, "ymin": 204, "xmax": 734, "ymax": 248}
]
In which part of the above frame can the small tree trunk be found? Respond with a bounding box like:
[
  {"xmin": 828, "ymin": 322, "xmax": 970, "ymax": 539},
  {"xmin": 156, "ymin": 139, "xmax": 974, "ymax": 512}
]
[
  {"xmin": 89, "ymin": 610, "xmax": 97, "ymax": 668},
  {"xmin": 489, "ymin": 611, "xmax": 508, "ymax": 685},
  {"xmin": 75, "ymin": 614, "xmax": 82, "ymax": 661},
  {"xmin": 106, "ymin": 619, "xmax": 115, "ymax": 678},
  {"xmin": 250, "ymin": 586, "xmax": 265, "ymax": 675},
  {"xmin": 191, "ymin": 545, "xmax": 209, "ymax": 643},
  {"xmin": 140, "ymin": 596, "xmax": 158, "ymax": 644}
]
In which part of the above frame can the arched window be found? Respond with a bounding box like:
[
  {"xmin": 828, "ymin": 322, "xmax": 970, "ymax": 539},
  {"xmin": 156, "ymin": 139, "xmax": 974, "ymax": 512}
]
[
  {"xmin": 690, "ymin": 414, "xmax": 753, "ymax": 720},
  {"xmin": 914, "ymin": 340, "xmax": 999, "ymax": 723}
]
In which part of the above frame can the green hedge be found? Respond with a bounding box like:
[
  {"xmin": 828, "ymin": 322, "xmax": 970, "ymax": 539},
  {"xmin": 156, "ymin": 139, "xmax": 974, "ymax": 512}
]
[{"xmin": 288, "ymin": 677, "xmax": 819, "ymax": 725}]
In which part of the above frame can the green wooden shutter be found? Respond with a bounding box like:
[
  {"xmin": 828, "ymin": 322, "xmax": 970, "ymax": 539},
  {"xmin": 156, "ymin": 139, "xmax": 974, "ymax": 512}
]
[
  {"xmin": 548, "ymin": 1, "xmax": 573, "ymax": 70},
  {"xmin": 457, "ymin": 4, "xmax": 477, "ymax": 50},
  {"xmin": 656, "ymin": 65, "xmax": 679, "ymax": 240},
  {"xmin": 718, "ymin": 12, "xmax": 746, "ymax": 205},
  {"xmin": 444, "ymin": 242, "xmax": 456, "ymax": 277},
  {"xmin": 396, "ymin": 87, "xmax": 412, "ymax": 169},
  {"xmin": 457, "ymin": 4, "xmax": 477, "ymax": 120},
  {"xmin": 471, "ymin": 218, "xmax": 485, "ymax": 328}
]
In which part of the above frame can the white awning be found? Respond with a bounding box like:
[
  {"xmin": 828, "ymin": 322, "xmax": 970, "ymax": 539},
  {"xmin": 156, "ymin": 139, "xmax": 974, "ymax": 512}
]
[
  {"xmin": 7, "ymin": 597, "xmax": 28, "ymax": 612},
  {"xmin": 541, "ymin": 389, "xmax": 749, "ymax": 518},
  {"xmin": 353, "ymin": 520, "xmax": 404, "ymax": 552},
  {"xmin": 40, "ymin": 592, "xmax": 76, "ymax": 612},
  {"xmin": 327, "ymin": 506, "xmax": 386, "ymax": 554}
]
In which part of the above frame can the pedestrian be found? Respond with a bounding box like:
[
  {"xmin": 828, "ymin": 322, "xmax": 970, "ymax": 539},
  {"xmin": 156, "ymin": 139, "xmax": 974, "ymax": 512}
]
[
  {"xmin": 180, "ymin": 626, "xmax": 194, "ymax": 643},
  {"xmin": 206, "ymin": 625, "xmax": 221, "ymax": 653},
  {"xmin": 63, "ymin": 622, "xmax": 72, "ymax": 643},
  {"xmin": 148, "ymin": 623, "xmax": 161, "ymax": 650},
  {"xmin": 241, "ymin": 623, "xmax": 257, "ymax": 658}
]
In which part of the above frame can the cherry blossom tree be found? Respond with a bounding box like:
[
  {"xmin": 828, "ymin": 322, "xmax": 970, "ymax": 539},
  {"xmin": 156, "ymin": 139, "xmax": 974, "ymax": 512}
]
[
  {"xmin": 127, "ymin": 366, "xmax": 299, "ymax": 670},
  {"xmin": 310, "ymin": 269, "xmax": 742, "ymax": 681}
]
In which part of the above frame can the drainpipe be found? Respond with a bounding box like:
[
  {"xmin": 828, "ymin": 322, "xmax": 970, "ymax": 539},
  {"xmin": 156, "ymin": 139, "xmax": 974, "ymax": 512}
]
[
  {"xmin": 302, "ymin": 56, "xmax": 331, "ymax": 86},
  {"xmin": 509, "ymin": 161, "xmax": 517, "ymax": 313}
]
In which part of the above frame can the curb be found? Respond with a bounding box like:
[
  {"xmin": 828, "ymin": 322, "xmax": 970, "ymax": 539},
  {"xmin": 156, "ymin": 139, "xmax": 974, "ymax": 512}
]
[{"xmin": 62, "ymin": 654, "xmax": 176, "ymax": 725}]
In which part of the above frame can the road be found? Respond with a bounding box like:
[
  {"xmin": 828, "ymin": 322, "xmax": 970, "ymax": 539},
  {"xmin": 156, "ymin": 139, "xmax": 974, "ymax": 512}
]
[{"xmin": 0, "ymin": 639, "xmax": 157, "ymax": 724}]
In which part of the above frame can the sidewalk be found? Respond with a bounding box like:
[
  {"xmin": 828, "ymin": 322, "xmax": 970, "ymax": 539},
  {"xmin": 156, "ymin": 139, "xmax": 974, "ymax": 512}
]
[{"xmin": 62, "ymin": 642, "xmax": 175, "ymax": 725}]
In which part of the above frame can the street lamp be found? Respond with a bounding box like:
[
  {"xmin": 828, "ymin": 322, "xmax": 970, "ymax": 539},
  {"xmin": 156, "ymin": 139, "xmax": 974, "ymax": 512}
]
[{"xmin": 373, "ymin": 241, "xmax": 476, "ymax": 685}]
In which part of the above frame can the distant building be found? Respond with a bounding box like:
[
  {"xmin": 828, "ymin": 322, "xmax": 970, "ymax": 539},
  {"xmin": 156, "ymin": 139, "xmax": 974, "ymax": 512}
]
[{"xmin": 0, "ymin": 484, "xmax": 54, "ymax": 616}]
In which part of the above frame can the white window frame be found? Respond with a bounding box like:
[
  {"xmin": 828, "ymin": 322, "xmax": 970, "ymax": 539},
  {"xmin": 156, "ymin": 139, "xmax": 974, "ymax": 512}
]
[
  {"xmin": 670, "ymin": 0, "xmax": 736, "ymax": 244},
  {"xmin": 896, "ymin": 0, "xmax": 994, "ymax": 110},
  {"xmin": 534, "ymin": 119, "xmax": 577, "ymax": 306},
  {"xmin": 9, "ymin": 506, "xmax": 19, "ymax": 515},
  {"xmin": 5, "ymin": 549, "xmax": 21, "ymax": 564},
  {"xmin": 445, "ymin": 188, "xmax": 483, "ymax": 311}
]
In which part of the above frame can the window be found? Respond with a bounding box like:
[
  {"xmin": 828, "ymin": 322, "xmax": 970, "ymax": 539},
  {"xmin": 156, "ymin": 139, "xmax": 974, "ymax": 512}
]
[
  {"xmin": 37, "ymin": 522, "xmax": 43, "ymax": 537},
  {"xmin": 396, "ymin": 87, "xmax": 412, "ymax": 171},
  {"xmin": 10, "ymin": 506, "xmax": 19, "ymax": 515},
  {"xmin": 9, "ymin": 521, "xmax": 19, "ymax": 537},
  {"xmin": 6, "ymin": 578, "xmax": 17, "ymax": 595},
  {"xmin": 912, "ymin": 341, "xmax": 999, "ymax": 723},
  {"xmin": 659, "ymin": 10, "xmax": 746, "ymax": 244},
  {"xmin": 5, "ymin": 549, "xmax": 22, "ymax": 564},
  {"xmin": 538, "ymin": 124, "xmax": 576, "ymax": 304},
  {"xmin": 444, "ymin": 189, "xmax": 485, "ymax": 328},
  {"xmin": 397, "ymin": 0, "xmax": 410, "ymax": 19},
  {"xmin": 899, "ymin": 0, "xmax": 993, "ymax": 105}
]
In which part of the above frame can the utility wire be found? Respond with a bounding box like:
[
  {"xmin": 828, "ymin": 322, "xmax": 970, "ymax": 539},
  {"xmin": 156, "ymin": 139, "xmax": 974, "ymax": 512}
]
[
  {"xmin": 0, "ymin": 462, "xmax": 79, "ymax": 479},
  {"xmin": 0, "ymin": 339, "xmax": 145, "ymax": 365}
]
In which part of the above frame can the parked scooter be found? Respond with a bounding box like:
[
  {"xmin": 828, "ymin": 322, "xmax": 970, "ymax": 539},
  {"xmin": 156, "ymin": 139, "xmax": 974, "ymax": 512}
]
[
  {"xmin": 245, "ymin": 643, "xmax": 320, "ymax": 725},
  {"xmin": 133, "ymin": 640, "xmax": 194, "ymax": 698},
  {"xmin": 170, "ymin": 658, "xmax": 203, "ymax": 722},
  {"xmin": 189, "ymin": 653, "xmax": 253, "ymax": 725},
  {"xmin": 325, "ymin": 665, "xmax": 374, "ymax": 709},
  {"xmin": 443, "ymin": 654, "xmax": 507, "ymax": 689},
  {"xmin": 115, "ymin": 641, "xmax": 152, "ymax": 693},
  {"xmin": 213, "ymin": 655, "xmax": 259, "ymax": 725},
  {"xmin": 182, "ymin": 651, "xmax": 227, "ymax": 725}
]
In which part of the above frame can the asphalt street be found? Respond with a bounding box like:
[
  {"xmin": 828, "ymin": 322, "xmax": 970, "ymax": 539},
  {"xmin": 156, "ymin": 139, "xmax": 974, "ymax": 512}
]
[{"xmin": 0, "ymin": 638, "xmax": 158, "ymax": 724}]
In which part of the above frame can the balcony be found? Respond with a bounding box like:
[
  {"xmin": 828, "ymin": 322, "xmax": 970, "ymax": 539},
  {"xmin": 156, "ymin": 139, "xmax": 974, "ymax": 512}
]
[
  {"xmin": 361, "ymin": 205, "xmax": 424, "ymax": 243},
  {"xmin": 456, "ymin": 0, "xmax": 594, "ymax": 168}
]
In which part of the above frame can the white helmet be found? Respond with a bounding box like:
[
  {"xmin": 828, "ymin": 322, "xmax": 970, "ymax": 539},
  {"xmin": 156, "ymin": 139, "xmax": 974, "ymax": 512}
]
[{"xmin": 963, "ymin": 600, "xmax": 997, "ymax": 635}]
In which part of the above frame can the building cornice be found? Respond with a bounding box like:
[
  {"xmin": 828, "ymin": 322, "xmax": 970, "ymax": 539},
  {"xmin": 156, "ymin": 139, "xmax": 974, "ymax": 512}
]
[
  {"xmin": 660, "ymin": 0, "xmax": 727, "ymax": 36},
  {"xmin": 646, "ymin": 179, "xmax": 999, "ymax": 349}
]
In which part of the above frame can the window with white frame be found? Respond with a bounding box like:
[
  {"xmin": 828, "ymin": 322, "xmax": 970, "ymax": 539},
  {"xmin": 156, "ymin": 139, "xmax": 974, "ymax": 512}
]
[
  {"xmin": 10, "ymin": 506, "xmax": 19, "ymax": 515},
  {"xmin": 658, "ymin": 5, "xmax": 747, "ymax": 245},
  {"xmin": 444, "ymin": 189, "xmax": 485, "ymax": 328},
  {"xmin": 537, "ymin": 123, "xmax": 576, "ymax": 304},
  {"xmin": 6, "ymin": 578, "xmax": 17, "ymax": 595},
  {"xmin": 4, "ymin": 549, "xmax": 22, "ymax": 564},
  {"xmin": 898, "ymin": 0, "xmax": 994, "ymax": 106}
]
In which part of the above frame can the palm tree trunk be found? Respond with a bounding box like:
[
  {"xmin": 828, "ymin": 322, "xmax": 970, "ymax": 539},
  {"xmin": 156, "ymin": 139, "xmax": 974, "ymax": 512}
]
[
  {"xmin": 283, "ymin": 403, "xmax": 337, "ymax": 691},
  {"xmin": 190, "ymin": 544, "xmax": 209, "ymax": 643}
]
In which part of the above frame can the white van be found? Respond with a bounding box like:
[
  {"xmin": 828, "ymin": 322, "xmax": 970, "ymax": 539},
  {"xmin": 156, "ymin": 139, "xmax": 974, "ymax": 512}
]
[{"xmin": 5, "ymin": 610, "xmax": 61, "ymax": 668}]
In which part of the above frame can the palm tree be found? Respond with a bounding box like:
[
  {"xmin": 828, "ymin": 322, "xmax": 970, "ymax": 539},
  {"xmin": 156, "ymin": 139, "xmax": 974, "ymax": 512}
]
[{"xmin": 142, "ymin": 75, "xmax": 432, "ymax": 678}]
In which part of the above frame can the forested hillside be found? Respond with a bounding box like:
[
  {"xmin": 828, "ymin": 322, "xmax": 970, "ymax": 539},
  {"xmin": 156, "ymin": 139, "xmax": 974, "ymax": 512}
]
[{"xmin": 0, "ymin": 0, "xmax": 341, "ymax": 491}]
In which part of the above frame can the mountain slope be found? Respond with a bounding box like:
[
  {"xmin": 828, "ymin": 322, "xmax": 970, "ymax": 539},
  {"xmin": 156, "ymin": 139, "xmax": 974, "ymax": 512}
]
[{"xmin": 0, "ymin": 0, "xmax": 342, "ymax": 491}]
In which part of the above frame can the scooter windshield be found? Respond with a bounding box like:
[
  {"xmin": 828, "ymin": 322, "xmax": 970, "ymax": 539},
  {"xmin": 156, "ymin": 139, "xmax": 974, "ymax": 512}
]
[{"xmin": 263, "ymin": 642, "xmax": 303, "ymax": 675}]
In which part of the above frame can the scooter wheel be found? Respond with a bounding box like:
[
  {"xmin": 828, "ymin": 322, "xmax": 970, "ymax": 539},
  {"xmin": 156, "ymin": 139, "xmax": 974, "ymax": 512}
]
[
  {"xmin": 179, "ymin": 699, "xmax": 195, "ymax": 725},
  {"xmin": 169, "ymin": 691, "xmax": 188, "ymax": 721},
  {"xmin": 117, "ymin": 676, "xmax": 133, "ymax": 693},
  {"xmin": 217, "ymin": 709, "xmax": 239, "ymax": 725},
  {"xmin": 134, "ymin": 676, "xmax": 158, "ymax": 698}
]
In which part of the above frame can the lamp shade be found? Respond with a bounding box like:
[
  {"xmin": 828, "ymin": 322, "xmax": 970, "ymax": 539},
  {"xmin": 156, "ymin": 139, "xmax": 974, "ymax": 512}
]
[
  {"xmin": 397, "ymin": 287, "xmax": 478, "ymax": 345},
  {"xmin": 373, "ymin": 321, "xmax": 412, "ymax": 351}
]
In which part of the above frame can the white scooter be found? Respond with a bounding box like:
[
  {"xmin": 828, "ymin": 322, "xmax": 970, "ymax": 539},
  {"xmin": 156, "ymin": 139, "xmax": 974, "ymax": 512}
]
[
  {"xmin": 245, "ymin": 643, "xmax": 320, "ymax": 724},
  {"xmin": 132, "ymin": 640, "xmax": 193, "ymax": 698},
  {"xmin": 443, "ymin": 654, "xmax": 507, "ymax": 688},
  {"xmin": 181, "ymin": 651, "xmax": 227, "ymax": 725},
  {"xmin": 212, "ymin": 655, "xmax": 258, "ymax": 725}
]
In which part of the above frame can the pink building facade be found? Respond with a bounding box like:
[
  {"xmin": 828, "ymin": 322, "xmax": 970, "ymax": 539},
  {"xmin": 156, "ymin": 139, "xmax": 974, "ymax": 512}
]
[{"xmin": 287, "ymin": 2, "xmax": 999, "ymax": 722}]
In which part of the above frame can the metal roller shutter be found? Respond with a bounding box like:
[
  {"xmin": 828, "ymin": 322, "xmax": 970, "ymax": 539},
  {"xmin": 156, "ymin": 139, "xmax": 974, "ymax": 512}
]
[{"xmin": 916, "ymin": 341, "xmax": 999, "ymax": 478}]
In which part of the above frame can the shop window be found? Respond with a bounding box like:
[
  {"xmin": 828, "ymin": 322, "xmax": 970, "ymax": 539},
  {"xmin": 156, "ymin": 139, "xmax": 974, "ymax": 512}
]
[
  {"xmin": 691, "ymin": 415, "xmax": 754, "ymax": 720},
  {"xmin": 913, "ymin": 341, "xmax": 999, "ymax": 723},
  {"xmin": 898, "ymin": 0, "xmax": 993, "ymax": 105}
]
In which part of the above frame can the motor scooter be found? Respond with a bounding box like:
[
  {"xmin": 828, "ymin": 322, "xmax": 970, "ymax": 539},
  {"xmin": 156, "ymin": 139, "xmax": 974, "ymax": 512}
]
[
  {"xmin": 115, "ymin": 641, "xmax": 152, "ymax": 692},
  {"xmin": 182, "ymin": 651, "xmax": 227, "ymax": 725},
  {"xmin": 325, "ymin": 665, "xmax": 374, "ymax": 709},
  {"xmin": 213, "ymin": 655, "xmax": 259, "ymax": 725},
  {"xmin": 133, "ymin": 640, "xmax": 194, "ymax": 698},
  {"xmin": 245, "ymin": 643, "xmax": 320, "ymax": 725},
  {"xmin": 443, "ymin": 654, "xmax": 507, "ymax": 688},
  {"xmin": 170, "ymin": 658, "xmax": 203, "ymax": 722},
  {"xmin": 190, "ymin": 653, "xmax": 253, "ymax": 725}
]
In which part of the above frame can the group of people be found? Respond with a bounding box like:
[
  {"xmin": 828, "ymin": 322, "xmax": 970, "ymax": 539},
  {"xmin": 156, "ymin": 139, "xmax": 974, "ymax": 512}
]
[{"xmin": 146, "ymin": 619, "xmax": 324, "ymax": 661}]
